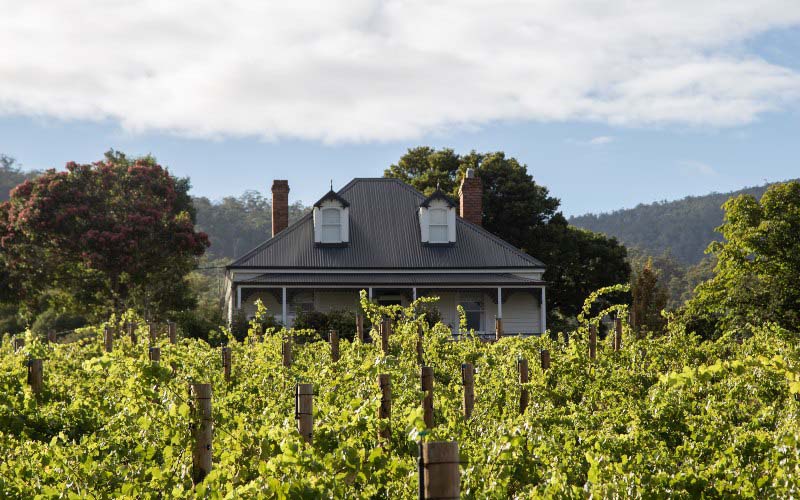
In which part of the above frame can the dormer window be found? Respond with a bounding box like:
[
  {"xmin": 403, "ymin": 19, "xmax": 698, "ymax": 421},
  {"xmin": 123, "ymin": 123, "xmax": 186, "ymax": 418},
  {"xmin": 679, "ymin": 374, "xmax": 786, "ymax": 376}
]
[
  {"xmin": 419, "ymin": 190, "xmax": 456, "ymax": 244},
  {"xmin": 313, "ymin": 189, "xmax": 350, "ymax": 245}
]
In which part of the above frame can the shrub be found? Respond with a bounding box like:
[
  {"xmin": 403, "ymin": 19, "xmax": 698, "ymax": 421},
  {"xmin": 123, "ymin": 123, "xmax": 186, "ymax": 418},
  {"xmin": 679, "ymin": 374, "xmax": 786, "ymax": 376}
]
[{"xmin": 30, "ymin": 309, "xmax": 87, "ymax": 339}]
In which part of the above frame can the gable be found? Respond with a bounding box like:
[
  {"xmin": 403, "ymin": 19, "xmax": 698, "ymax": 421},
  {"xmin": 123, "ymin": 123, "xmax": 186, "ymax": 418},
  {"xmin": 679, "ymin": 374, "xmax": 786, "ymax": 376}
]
[{"xmin": 229, "ymin": 178, "xmax": 545, "ymax": 269}]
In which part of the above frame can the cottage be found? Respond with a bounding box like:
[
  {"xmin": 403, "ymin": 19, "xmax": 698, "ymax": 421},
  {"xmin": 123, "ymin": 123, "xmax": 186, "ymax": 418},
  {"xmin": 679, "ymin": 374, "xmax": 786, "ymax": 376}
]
[{"xmin": 224, "ymin": 170, "xmax": 547, "ymax": 336}]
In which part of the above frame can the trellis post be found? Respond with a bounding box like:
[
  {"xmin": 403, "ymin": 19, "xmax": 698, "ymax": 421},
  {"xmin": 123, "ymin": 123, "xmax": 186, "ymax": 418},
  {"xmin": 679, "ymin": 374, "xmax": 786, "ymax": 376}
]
[
  {"xmin": 296, "ymin": 383, "xmax": 313, "ymax": 443},
  {"xmin": 461, "ymin": 363, "xmax": 474, "ymax": 418},
  {"xmin": 423, "ymin": 441, "xmax": 460, "ymax": 499},
  {"xmin": 191, "ymin": 383, "xmax": 213, "ymax": 485},
  {"xmin": 378, "ymin": 374, "xmax": 391, "ymax": 441},
  {"xmin": 329, "ymin": 330, "xmax": 340, "ymax": 362},
  {"xmin": 421, "ymin": 366, "xmax": 434, "ymax": 428},
  {"xmin": 518, "ymin": 357, "xmax": 529, "ymax": 414}
]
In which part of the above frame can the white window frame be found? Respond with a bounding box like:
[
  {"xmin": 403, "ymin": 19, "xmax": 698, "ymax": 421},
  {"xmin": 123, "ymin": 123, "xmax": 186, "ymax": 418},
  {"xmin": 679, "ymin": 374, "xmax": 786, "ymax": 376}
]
[
  {"xmin": 320, "ymin": 207, "xmax": 341, "ymax": 243},
  {"xmin": 428, "ymin": 208, "xmax": 449, "ymax": 243}
]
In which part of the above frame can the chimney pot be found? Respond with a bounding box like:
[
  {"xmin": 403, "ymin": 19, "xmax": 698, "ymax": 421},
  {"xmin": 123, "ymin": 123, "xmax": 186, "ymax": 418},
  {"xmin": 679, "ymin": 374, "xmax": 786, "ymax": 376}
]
[
  {"xmin": 271, "ymin": 180, "xmax": 290, "ymax": 237},
  {"xmin": 459, "ymin": 170, "xmax": 483, "ymax": 226}
]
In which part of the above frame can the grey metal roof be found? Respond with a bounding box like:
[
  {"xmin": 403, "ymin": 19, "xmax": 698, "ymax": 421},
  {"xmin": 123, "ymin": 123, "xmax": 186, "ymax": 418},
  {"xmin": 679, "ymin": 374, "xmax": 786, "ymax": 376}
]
[
  {"xmin": 242, "ymin": 272, "xmax": 545, "ymax": 286},
  {"xmin": 229, "ymin": 178, "xmax": 545, "ymax": 269}
]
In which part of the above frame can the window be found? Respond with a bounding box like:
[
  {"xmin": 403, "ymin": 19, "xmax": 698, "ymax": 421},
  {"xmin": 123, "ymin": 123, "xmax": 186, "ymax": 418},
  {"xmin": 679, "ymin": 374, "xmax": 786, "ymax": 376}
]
[
  {"xmin": 459, "ymin": 293, "xmax": 484, "ymax": 332},
  {"xmin": 288, "ymin": 291, "xmax": 314, "ymax": 327},
  {"xmin": 429, "ymin": 208, "xmax": 448, "ymax": 243},
  {"xmin": 321, "ymin": 208, "xmax": 341, "ymax": 243}
]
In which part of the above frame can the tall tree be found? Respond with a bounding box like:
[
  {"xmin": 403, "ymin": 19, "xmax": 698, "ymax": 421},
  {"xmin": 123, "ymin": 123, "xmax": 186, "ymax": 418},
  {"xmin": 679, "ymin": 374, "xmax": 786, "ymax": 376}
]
[
  {"xmin": 0, "ymin": 155, "xmax": 39, "ymax": 202},
  {"xmin": 631, "ymin": 259, "xmax": 668, "ymax": 335},
  {"xmin": 0, "ymin": 150, "xmax": 209, "ymax": 319},
  {"xmin": 683, "ymin": 181, "xmax": 800, "ymax": 338},
  {"xmin": 385, "ymin": 147, "xmax": 630, "ymax": 324}
]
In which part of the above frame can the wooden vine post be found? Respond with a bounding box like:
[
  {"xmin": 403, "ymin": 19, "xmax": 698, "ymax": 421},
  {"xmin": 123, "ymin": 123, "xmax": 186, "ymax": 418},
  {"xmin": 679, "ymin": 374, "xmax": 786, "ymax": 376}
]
[
  {"xmin": 149, "ymin": 347, "xmax": 160, "ymax": 364},
  {"xmin": 423, "ymin": 441, "xmax": 460, "ymax": 500},
  {"xmin": 296, "ymin": 383, "xmax": 313, "ymax": 444},
  {"xmin": 540, "ymin": 349, "xmax": 550, "ymax": 371},
  {"xmin": 380, "ymin": 317, "xmax": 390, "ymax": 354},
  {"xmin": 421, "ymin": 366, "xmax": 434, "ymax": 428},
  {"xmin": 149, "ymin": 322, "xmax": 157, "ymax": 344},
  {"xmin": 190, "ymin": 383, "xmax": 213, "ymax": 485},
  {"xmin": 168, "ymin": 321, "xmax": 177, "ymax": 344},
  {"xmin": 518, "ymin": 358, "xmax": 529, "ymax": 415},
  {"xmin": 416, "ymin": 323, "xmax": 424, "ymax": 365},
  {"xmin": 588, "ymin": 324, "xmax": 597, "ymax": 360},
  {"xmin": 27, "ymin": 359, "xmax": 43, "ymax": 394},
  {"xmin": 103, "ymin": 326, "xmax": 114, "ymax": 353},
  {"xmin": 461, "ymin": 363, "xmax": 474, "ymax": 418},
  {"xmin": 221, "ymin": 346, "xmax": 232, "ymax": 382},
  {"xmin": 356, "ymin": 314, "xmax": 364, "ymax": 342},
  {"xmin": 377, "ymin": 374, "xmax": 391, "ymax": 441},
  {"xmin": 613, "ymin": 317, "xmax": 622, "ymax": 352},
  {"xmin": 329, "ymin": 330, "xmax": 340, "ymax": 362},
  {"xmin": 47, "ymin": 331, "xmax": 56, "ymax": 344},
  {"xmin": 282, "ymin": 335, "xmax": 292, "ymax": 368},
  {"xmin": 127, "ymin": 321, "xmax": 137, "ymax": 344},
  {"xmin": 13, "ymin": 337, "xmax": 25, "ymax": 352},
  {"xmin": 495, "ymin": 316, "xmax": 503, "ymax": 341}
]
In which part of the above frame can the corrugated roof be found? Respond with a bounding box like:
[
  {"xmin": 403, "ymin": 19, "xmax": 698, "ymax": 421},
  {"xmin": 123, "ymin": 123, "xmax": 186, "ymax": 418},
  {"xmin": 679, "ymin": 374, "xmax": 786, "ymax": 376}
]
[
  {"xmin": 242, "ymin": 272, "xmax": 544, "ymax": 286},
  {"xmin": 229, "ymin": 178, "xmax": 545, "ymax": 269}
]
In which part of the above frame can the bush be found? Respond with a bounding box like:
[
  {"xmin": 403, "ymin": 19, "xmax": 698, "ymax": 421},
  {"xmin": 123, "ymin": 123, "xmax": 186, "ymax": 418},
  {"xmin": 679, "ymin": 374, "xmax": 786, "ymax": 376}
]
[
  {"xmin": 0, "ymin": 304, "xmax": 24, "ymax": 339},
  {"xmin": 30, "ymin": 309, "xmax": 87, "ymax": 339}
]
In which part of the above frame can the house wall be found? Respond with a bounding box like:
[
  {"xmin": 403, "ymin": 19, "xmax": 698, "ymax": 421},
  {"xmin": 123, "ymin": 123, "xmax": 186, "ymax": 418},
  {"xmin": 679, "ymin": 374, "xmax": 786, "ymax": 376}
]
[
  {"xmin": 501, "ymin": 290, "xmax": 541, "ymax": 334},
  {"xmin": 315, "ymin": 291, "xmax": 360, "ymax": 312},
  {"xmin": 237, "ymin": 286, "xmax": 543, "ymax": 334}
]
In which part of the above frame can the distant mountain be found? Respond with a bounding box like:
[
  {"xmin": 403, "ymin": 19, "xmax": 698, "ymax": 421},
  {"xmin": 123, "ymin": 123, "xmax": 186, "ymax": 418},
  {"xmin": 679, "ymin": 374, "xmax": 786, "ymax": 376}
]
[{"xmin": 569, "ymin": 181, "xmax": 792, "ymax": 264}]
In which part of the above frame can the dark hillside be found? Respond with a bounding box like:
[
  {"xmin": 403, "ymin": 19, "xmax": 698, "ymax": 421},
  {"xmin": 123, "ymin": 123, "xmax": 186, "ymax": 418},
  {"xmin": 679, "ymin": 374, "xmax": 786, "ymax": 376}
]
[{"xmin": 569, "ymin": 182, "xmax": 793, "ymax": 264}]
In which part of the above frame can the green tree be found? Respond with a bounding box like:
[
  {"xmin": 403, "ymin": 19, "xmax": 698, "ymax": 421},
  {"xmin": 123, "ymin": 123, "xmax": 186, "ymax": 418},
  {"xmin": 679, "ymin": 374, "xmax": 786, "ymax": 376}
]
[
  {"xmin": 683, "ymin": 181, "xmax": 800, "ymax": 338},
  {"xmin": 631, "ymin": 259, "xmax": 668, "ymax": 335},
  {"xmin": 0, "ymin": 155, "xmax": 39, "ymax": 202},
  {"xmin": 385, "ymin": 147, "xmax": 630, "ymax": 325},
  {"xmin": 0, "ymin": 150, "xmax": 209, "ymax": 320}
]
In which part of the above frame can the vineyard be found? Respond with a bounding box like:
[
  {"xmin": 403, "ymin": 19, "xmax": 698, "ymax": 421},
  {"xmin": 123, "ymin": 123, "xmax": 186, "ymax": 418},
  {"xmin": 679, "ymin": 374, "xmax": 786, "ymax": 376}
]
[{"xmin": 2, "ymin": 292, "xmax": 800, "ymax": 498}]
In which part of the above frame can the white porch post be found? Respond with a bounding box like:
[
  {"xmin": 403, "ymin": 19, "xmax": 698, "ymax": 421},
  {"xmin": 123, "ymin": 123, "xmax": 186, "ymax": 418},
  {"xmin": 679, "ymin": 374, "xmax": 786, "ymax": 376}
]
[
  {"xmin": 540, "ymin": 287, "xmax": 547, "ymax": 334},
  {"xmin": 282, "ymin": 287, "xmax": 287, "ymax": 326},
  {"xmin": 413, "ymin": 287, "xmax": 417, "ymax": 301},
  {"xmin": 497, "ymin": 288, "xmax": 502, "ymax": 319},
  {"xmin": 236, "ymin": 286, "xmax": 242, "ymax": 309},
  {"xmin": 368, "ymin": 287, "xmax": 373, "ymax": 300}
]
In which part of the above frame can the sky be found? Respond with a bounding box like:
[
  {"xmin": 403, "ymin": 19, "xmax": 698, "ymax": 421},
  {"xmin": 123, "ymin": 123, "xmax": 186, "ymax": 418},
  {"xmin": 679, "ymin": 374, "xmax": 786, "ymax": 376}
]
[{"xmin": 1, "ymin": 1, "xmax": 799, "ymax": 217}]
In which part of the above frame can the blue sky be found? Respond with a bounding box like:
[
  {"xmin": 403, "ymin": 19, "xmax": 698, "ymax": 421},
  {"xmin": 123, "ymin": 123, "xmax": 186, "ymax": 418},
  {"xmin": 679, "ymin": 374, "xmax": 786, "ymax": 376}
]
[{"xmin": 1, "ymin": 3, "xmax": 799, "ymax": 217}]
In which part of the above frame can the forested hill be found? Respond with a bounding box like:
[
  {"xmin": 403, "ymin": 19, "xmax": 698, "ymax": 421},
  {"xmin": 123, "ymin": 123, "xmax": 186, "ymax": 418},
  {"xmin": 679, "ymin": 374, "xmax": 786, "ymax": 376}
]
[{"xmin": 569, "ymin": 182, "xmax": 789, "ymax": 264}]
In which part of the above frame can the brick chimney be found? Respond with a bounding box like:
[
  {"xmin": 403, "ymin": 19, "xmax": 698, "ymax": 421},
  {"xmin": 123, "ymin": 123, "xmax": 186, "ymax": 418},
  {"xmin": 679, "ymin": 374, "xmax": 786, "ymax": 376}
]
[
  {"xmin": 459, "ymin": 168, "xmax": 482, "ymax": 226},
  {"xmin": 271, "ymin": 180, "xmax": 290, "ymax": 237}
]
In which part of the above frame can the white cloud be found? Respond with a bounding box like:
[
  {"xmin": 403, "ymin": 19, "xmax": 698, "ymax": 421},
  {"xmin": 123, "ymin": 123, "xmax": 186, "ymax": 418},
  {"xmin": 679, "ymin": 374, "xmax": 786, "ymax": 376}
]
[
  {"xmin": 566, "ymin": 135, "xmax": 615, "ymax": 146},
  {"xmin": 679, "ymin": 160, "xmax": 718, "ymax": 177},
  {"xmin": 0, "ymin": 1, "xmax": 799, "ymax": 142}
]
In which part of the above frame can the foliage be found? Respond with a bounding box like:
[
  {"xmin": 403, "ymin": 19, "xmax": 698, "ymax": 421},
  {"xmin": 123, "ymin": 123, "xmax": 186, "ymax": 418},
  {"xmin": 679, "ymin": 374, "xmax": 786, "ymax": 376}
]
[
  {"xmin": 0, "ymin": 150, "xmax": 209, "ymax": 320},
  {"xmin": 627, "ymin": 247, "xmax": 716, "ymax": 309},
  {"xmin": 2, "ymin": 293, "xmax": 800, "ymax": 497},
  {"xmin": 384, "ymin": 147, "xmax": 630, "ymax": 328},
  {"xmin": 631, "ymin": 259, "xmax": 668, "ymax": 336},
  {"xmin": 0, "ymin": 155, "xmax": 39, "ymax": 203},
  {"xmin": 30, "ymin": 309, "xmax": 87, "ymax": 339},
  {"xmin": 570, "ymin": 181, "xmax": 790, "ymax": 264},
  {"xmin": 193, "ymin": 191, "xmax": 308, "ymax": 260},
  {"xmin": 683, "ymin": 181, "xmax": 800, "ymax": 339}
]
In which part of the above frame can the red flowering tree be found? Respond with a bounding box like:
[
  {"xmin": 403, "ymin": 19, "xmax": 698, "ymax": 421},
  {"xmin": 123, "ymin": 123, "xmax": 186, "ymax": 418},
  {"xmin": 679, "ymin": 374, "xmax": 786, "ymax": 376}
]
[{"xmin": 0, "ymin": 151, "xmax": 209, "ymax": 318}]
